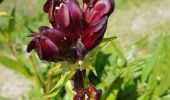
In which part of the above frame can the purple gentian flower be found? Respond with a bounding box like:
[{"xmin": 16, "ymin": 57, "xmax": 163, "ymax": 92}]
[
  {"xmin": 27, "ymin": 26, "xmax": 77, "ymax": 62},
  {"xmin": 43, "ymin": 0, "xmax": 84, "ymax": 43},
  {"xmin": 27, "ymin": 0, "xmax": 115, "ymax": 62},
  {"xmin": 73, "ymin": 83, "xmax": 102, "ymax": 100}
]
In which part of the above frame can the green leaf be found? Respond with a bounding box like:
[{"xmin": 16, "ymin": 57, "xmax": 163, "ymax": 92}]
[
  {"xmin": 0, "ymin": 12, "xmax": 13, "ymax": 19},
  {"xmin": 64, "ymin": 81, "xmax": 75, "ymax": 100},
  {"xmin": 102, "ymin": 76, "xmax": 124, "ymax": 100},
  {"xmin": 162, "ymin": 94, "xmax": 170, "ymax": 100},
  {"xmin": 81, "ymin": 60, "xmax": 97, "ymax": 76},
  {"xmin": 87, "ymin": 65, "xmax": 97, "ymax": 76},
  {"xmin": 88, "ymin": 51, "xmax": 111, "ymax": 85},
  {"xmin": 86, "ymin": 36, "xmax": 117, "ymax": 60},
  {"xmin": 0, "ymin": 54, "xmax": 33, "ymax": 80},
  {"xmin": 102, "ymin": 36, "xmax": 117, "ymax": 43},
  {"xmin": 110, "ymin": 41, "xmax": 126, "ymax": 62},
  {"xmin": 140, "ymin": 35, "xmax": 170, "ymax": 99},
  {"xmin": 8, "ymin": 7, "xmax": 16, "ymax": 35},
  {"xmin": 25, "ymin": 24, "xmax": 35, "ymax": 33},
  {"xmin": 0, "ymin": 34, "xmax": 8, "ymax": 43},
  {"xmin": 44, "ymin": 71, "xmax": 75, "ymax": 98}
]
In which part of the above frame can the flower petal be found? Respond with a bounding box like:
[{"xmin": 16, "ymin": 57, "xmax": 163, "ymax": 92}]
[
  {"xmin": 63, "ymin": 0, "xmax": 84, "ymax": 42},
  {"xmin": 88, "ymin": 84, "xmax": 102, "ymax": 100},
  {"xmin": 27, "ymin": 27, "xmax": 77, "ymax": 62},
  {"xmin": 83, "ymin": 0, "xmax": 97, "ymax": 5},
  {"xmin": 83, "ymin": 0, "xmax": 115, "ymax": 24},
  {"xmin": 81, "ymin": 16, "xmax": 108, "ymax": 50},
  {"xmin": 38, "ymin": 26, "xmax": 50, "ymax": 32},
  {"xmin": 54, "ymin": 3, "xmax": 70, "ymax": 27},
  {"xmin": 38, "ymin": 37, "xmax": 60, "ymax": 61},
  {"xmin": 40, "ymin": 28, "xmax": 66, "ymax": 44},
  {"xmin": 35, "ymin": 40, "xmax": 44, "ymax": 60},
  {"xmin": 43, "ymin": 0, "xmax": 52, "ymax": 13},
  {"xmin": 43, "ymin": 0, "xmax": 61, "ymax": 13},
  {"xmin": 66, "ymin": 0, "xmax": 83, "ymax": 32},
  {"xmin": 27, "ymin": 39, "xmax": 36, "ymax": 52}
]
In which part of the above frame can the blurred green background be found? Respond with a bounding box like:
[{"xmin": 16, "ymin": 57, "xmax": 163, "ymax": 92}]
[{"xmin": 0, "ymin": 0, "xmax": 170, "ymax": 100}]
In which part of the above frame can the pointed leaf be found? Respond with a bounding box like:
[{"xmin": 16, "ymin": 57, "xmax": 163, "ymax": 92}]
[
  {"xmin": 8, "ymin": 7, "xmax": 15, "ymax": 34},
  {"xmin": 44, "ymin": 71, "xmax": 75, "ymax": 98},
  {"xmin": 0, "ymin": 54, "xmax": 33, "ymax": 80},
  {"xmin": 0, "ymin": 12, "xmax": 13, "ymax": 18},
  {"xmin": 101, "ymin": 76, "xmax": 124, "ymax": 100}
]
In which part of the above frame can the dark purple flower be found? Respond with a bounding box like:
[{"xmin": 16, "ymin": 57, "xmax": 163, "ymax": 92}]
[
  {"xmin": 73, "ymin": 83, "xmax": 102, "ymax": 100},
  {"xmin": 27, "ymin": 1, "xmax": 114, "ymax": 99},
  {"xmin": 80, "ymin": 0, "xmax": 115, "ymax": 52},
  {"xmin": 27, "ymin": 26, "xmax": 77, "ymax": 62},
  {"xmin": 82, "ymin": 0, "xmax": 114, "ymax": 24},
  {"xmin": 27, "ymin": 0, "xmax": 115, "ymax": 61},
  {"xmin": 80, "ymin": 16, "xmax": 108, "ymax": 51},
  {"xmin": 43, "ymin": 0, "xmax": 84, "ymax": 43},
  {"xmin": 71, "ymin": 70, "xmax": 101, "ymax": 100}
]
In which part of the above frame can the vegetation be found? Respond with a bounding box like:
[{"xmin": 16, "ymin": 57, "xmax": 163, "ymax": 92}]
[{"xmin": 0, "ymin": 0, "xmax": 170, "ymax": 100}]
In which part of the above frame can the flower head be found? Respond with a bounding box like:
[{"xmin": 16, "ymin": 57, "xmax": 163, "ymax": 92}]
[
  {"xmin": 43, "ymin": 0, "xmax": 84, "ymax": 43},
  {"xmin": 27, "ymin": 0, "xmax": 115, "ymax": 62},
  {"xmin": 73, "ymin": 83, "xmax": 102, "ymax": 100},
  {"xmin": 81, "ymin": 0, "xmax": 115, "ymax": 52},
  {"xmin": 83, "ymin": 0, "xmax": 114, "ymax": 24},
  {"xmin": 27, "ymin": 26, "xmax": 77, "ymax": 62}
]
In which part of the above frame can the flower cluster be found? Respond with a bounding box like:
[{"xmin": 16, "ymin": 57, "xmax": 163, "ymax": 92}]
[
  {"xmin": 74, "ymin": 83, "xmax": 102, "ymax": 100},
  {"xmin": 72, "ymin": 70, "xmax": 102, "ymax": 100},
  {"xmin": 27, "ymin": 0, "xmax": 115, "ymax": 62}
]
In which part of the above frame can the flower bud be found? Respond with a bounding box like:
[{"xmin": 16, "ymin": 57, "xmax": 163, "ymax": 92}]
[
  {"xmin": 77, "ymin": 0, "xmax": 115, "ymax": 56},
  {"xmin": 27, "ymin": 0, "xmax": 115, "ymax": 62},
  {"xmin": 27, "ymin": 26, "xmax": 77, "ymax": 62},
  {"xmin": 44, "ymin": 0, "xmax": 84, "ymax": 43},
  {"xmin": 81, "ymin": 16, "xmax": 108, "ymax": 51},
  {"xmin": 73, "ymin": 83, "xmax": 102, "ymax": 100},
  {"xmin": 83, "ymin": 0, "xmax": 115, "ymax": 24}
]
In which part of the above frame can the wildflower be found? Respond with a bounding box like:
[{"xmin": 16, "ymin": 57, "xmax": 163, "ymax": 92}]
[
  {"xmin": 43, "ymin": 0, "xmax": 84, "ymax": 43},
  {"xmin": 81, "ymin": 0, "xmax": 115, "ymax": 52},
  {"xmin": 71, "ymin": 70, "xmax": 102, "ymax": 100},
  {"xmin": 27, "ymin": 0, "xmax": 115, "ymax": 99},
  {"xmin": 27, "ymin": 26, "xmax": 77, "ymax": 62},
  {"xmin": 82, "ymin": 0, "xmax": 114, "ymax": 24},
  {"xmin": 73, "ymin": 83, "xmax": 102, "ymax": 100},
  {"xmin": 27, "ymin": 0, "xmax": 115, "ymax": 61}
]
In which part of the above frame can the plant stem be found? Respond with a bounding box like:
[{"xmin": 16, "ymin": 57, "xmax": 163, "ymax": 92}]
[
  {"xmin": 47, "ymin": 71, "xmax": 52, "ymax": 93},
  {"xmin": 8, "ymin": 42, "xmax": 18, "ymax": 59},
  {"xmin": 71, "ymin": 69, "xmax": 86, "ymax": 90},
  {"xmin": 29, "ymin": 55, "xmax": 47, "ymax": 94}
]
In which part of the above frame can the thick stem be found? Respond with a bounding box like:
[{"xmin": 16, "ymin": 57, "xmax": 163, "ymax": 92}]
[
  {"xmin": 71, "ymin": 69, "xmax": 102, "ymax": 100},
  {"xmin": 71, "ymin": 69, "xmax": 86, "ymax": 90}
]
